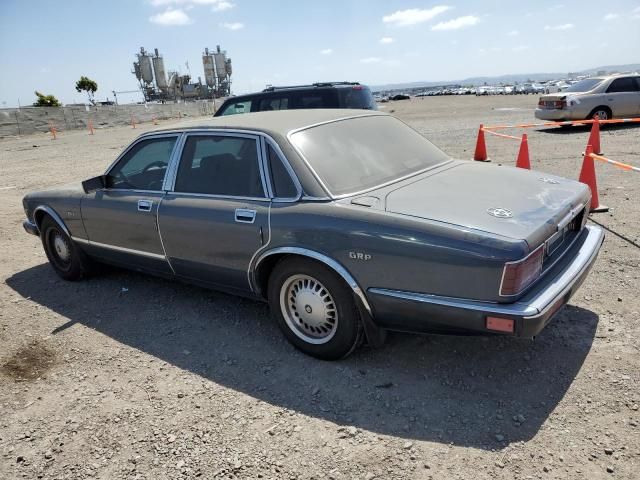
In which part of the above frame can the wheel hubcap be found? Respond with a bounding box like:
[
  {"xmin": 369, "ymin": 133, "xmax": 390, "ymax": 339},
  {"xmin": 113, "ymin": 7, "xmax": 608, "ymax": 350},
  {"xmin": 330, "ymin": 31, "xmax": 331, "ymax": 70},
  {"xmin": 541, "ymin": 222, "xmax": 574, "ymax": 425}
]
[
  {"xmin": 53, "ymin": 233, "xmax": 70, "ymax": 262},
  {"xmin": 595, "ymin": 110, "xmax": 608, "ymax": 120},
  {"xmin": 280, "ymin": 274, "xmax": 338, "ymax": 344}
]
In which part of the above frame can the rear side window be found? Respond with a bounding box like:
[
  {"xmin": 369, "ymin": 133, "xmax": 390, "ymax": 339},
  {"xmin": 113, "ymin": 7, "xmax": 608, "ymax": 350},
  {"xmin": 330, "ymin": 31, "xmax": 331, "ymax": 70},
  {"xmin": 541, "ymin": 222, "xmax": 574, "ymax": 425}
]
[
  {"xmin": 219, "ymin": 99, "xmax": 253, "ymax": 116},
  {"xmin": 174, "ymin": 135, "xmax": 264, "ymax": 198},
  {"xmin": 607, "ymin": 77, "xmax": 639, "ymax": 93},
  {"xmin": 259, "ymin": 97, "xmax": 289, "ymax": 111},
  {"xmin": 267, "ymin": 145, "xmax": 298, "ymax": 198}
]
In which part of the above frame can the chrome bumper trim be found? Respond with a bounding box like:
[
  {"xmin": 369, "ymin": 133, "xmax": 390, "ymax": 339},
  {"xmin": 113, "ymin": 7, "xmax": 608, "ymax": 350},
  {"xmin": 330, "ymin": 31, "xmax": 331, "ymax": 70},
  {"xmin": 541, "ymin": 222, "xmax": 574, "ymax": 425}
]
[
  {"xmin": 369, "ymin": 225, "xmax": 604, "ymax": 320},
  {"xmin": 23, "ymin": 219, "xmax": 39, "ymax": 236}
]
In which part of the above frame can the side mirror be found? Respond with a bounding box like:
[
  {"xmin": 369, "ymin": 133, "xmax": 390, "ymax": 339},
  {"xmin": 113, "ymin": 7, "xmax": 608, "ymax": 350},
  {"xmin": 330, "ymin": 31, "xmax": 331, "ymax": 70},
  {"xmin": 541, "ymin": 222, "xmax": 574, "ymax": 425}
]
[{"xmin": 82, "ymin": 175, "xmax": 107, "ymax": 194}]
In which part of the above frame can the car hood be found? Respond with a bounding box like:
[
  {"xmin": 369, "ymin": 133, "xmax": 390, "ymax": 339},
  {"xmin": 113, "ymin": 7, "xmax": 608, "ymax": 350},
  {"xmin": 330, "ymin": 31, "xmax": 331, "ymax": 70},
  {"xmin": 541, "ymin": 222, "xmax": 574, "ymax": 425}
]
[{"xmin": 384, "ymin": 162, "xmax": 590, "ymax": 247}]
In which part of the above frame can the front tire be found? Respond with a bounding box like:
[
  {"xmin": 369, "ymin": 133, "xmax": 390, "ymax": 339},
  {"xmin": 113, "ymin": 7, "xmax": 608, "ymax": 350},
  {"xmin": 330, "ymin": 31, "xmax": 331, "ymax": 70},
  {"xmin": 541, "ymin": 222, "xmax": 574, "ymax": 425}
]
[
  {"xmin": 268, "ymin": 258, "xmax": 362, "ymax": 360},
  {"xmin": 40, "ymin": 215, "xmax": 90, "ymax": 281}
]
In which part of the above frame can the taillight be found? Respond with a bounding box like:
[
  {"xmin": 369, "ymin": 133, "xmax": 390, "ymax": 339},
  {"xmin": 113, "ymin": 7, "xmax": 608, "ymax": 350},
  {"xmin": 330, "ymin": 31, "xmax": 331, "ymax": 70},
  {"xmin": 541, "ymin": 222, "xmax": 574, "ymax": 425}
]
[
  {"xmin": 500, "ymin": 245, "xmax": 544, "ymax": 296},
  {"xmin": 352, "ymin": 85, "xmax": 363, "ymax": 90}
]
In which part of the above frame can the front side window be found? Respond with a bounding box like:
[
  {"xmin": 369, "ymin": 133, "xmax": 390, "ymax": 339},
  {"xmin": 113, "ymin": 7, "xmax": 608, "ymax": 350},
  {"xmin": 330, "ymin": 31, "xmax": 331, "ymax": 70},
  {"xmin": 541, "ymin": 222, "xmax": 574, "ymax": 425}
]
[
  {"xmin": 174, "ymin": 135, "xmax": 264, "ymax": 198},
  {"xmin": 289, "ymin": 115, "xmax": 449, "ymax": 197},
  {"xmin": 607, "ymin": 77, "xmax": 639, "ymax": 93},
  {"xmin": 220, "ymin": 99, "xmax": 253, "ymax": 116},
  {"xmin": 108, "ymin": 137, "xmax": 177, "ymax": 191}
]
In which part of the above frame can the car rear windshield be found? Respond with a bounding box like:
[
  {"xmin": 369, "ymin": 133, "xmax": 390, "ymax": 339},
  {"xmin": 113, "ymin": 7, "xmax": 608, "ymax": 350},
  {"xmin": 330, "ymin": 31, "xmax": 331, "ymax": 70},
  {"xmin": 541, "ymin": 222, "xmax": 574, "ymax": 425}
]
[
  {"xmin": 564, "ymin": 78, "xmax": 603, "ymax": 93},
  {"xmin": 289, "ymin": 115, "xmax": 449, "ymax": 197}
]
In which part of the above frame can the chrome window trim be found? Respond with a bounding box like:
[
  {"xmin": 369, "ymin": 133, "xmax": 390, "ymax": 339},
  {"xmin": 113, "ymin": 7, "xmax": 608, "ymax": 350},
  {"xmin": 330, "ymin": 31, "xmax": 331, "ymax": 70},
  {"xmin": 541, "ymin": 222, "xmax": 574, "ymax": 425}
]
[
  {"xmin": 165, "ymin": 191, "xmax": 271, "ymax": 203},
  {"xmin": 285, "ymin": 114, "xmax": 452, "ymax": 200},
  {"xmin": 162, "ymin": 132, "xmax": 187, "ymax": 191},
  {"xmin": 168, "ymin": 131, "xmax": 268, "ymax": 199},
  {"xmin": 73, "ymin": 237, "xmax": 167, "ymax": 261},
  {"xmin": 34, "ymin": 205, "xmax": 70, "ymax": 236},
  {"xmin": 251, "ymin": 247, "xmax": 373, "ymax": 315}
]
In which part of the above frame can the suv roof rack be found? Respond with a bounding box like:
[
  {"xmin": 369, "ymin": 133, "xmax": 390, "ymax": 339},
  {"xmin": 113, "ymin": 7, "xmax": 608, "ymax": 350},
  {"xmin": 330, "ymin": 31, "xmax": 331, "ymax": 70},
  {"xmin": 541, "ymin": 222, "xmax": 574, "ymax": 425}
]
[{"xmin": 262, "ymin": 81, "xmax": 360, "ymax": 92}]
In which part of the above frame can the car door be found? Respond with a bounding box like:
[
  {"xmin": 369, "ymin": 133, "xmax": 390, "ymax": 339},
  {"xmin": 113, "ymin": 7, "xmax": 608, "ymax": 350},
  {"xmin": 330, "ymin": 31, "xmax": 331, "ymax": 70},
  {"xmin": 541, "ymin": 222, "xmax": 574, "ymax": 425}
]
[
  {"xmin": 605, "ymin": 77, "xmax": 640, "ymax": 117},
  {"xmin": 158, "ymin": 132, "xmax": 270, "ymax": 292},
  {"xmin": 80, "ymin": 134, "xmax": 180, "ymax": 274}
]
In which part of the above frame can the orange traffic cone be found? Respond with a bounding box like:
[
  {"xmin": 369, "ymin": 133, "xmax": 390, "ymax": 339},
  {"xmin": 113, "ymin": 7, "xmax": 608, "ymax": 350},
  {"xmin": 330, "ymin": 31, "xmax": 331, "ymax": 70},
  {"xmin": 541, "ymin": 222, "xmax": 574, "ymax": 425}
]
[
  {"xmin": 579, "ymin": 145, "xmax": 608, "ymax": 213},
  {"xmin": 587, "ymin": 114, "xmax": 602, "ymax": 155},
  {"xmin": 88, "ymin": 119, "xmax": 94, "ymax": 135},
  {"xmin": 473, "ymin": 124, "xmax": 489, "ymax": 161},
  {"xmin": 131, "ymin": 114, "xmax": 136, "ymax": 129},
  {"xmin": 515, "ymin": 133, "xmax": 531, "ymax": 170}
]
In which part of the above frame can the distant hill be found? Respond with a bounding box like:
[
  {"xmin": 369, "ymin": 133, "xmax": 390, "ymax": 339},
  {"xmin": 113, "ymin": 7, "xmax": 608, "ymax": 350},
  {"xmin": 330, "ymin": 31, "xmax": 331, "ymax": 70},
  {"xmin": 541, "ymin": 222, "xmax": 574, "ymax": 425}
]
[{"xmin": 371, "ymin": 63, "xmax": 640, "ymax": 91}]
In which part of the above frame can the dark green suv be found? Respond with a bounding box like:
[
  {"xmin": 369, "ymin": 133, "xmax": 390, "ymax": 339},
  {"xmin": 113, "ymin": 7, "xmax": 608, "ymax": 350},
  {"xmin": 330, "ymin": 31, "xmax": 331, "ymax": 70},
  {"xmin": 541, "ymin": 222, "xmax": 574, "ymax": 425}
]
[{"xmin": 214, "ymin": 82, "xmax": 377, "ymax": 117}]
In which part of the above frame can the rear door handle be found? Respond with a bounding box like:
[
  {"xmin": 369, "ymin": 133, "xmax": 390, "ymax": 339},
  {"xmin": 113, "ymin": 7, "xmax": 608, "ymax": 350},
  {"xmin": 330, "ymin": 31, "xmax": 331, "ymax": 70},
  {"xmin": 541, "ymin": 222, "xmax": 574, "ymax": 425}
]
[
  {"xmin": 138, "ymin": 199, "xmax": 153, "ymax": 212},
  {"xmin": 235, "ymin": 208, "xmax": 256, "ymax": 223}
]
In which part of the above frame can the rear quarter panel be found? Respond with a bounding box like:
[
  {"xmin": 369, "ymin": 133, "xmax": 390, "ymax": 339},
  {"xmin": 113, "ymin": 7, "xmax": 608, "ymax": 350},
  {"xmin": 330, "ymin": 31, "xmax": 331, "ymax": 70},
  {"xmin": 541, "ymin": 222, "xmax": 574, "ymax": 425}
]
[{"xmin": 263, "ymin": 202, "xmax": 529, "ymax": 302}]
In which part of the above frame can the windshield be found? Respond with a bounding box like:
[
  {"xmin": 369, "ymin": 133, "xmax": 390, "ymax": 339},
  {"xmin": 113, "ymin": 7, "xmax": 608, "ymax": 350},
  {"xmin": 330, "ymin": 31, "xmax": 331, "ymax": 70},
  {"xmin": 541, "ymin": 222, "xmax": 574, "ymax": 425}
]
[
  {"xmin": 289, "ymin": 115, "xmax": 449, "ymax": 197},
  {"xmin": 564, "ymin": 78, "xmax": 603, "ymax": 93},
  {"xmin": 338, "ymin": 86, "xmax": 376, "ymax": 109}
]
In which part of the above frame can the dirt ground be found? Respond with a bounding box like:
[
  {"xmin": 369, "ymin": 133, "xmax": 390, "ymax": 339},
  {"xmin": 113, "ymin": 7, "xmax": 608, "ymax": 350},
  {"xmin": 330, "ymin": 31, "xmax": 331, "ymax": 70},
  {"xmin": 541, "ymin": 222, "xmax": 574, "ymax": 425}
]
[{"xmin": 1, "ymin": 95, "xmax": 639, "ymax": 480}]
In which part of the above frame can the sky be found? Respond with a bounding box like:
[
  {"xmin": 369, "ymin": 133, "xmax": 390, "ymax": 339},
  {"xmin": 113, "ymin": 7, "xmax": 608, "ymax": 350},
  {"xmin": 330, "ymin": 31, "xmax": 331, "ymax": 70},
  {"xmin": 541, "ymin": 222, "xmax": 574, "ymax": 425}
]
[{"xmin": 1, "ymin": 0, "xmax": 639, "ymax": 106}]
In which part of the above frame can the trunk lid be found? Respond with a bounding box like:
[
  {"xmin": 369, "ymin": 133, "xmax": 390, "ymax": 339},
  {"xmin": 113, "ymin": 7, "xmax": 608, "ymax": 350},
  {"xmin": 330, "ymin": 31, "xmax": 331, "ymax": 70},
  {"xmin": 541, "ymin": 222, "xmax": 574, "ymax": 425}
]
[{"xmin": 384, "ymin": 161, "xmax": 590, "ymax": 248}]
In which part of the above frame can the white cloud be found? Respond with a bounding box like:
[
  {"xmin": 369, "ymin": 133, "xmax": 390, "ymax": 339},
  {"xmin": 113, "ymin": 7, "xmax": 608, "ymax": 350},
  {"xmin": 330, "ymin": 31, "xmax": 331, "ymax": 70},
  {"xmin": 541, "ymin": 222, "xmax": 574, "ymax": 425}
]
[
  {"xmin": 635, "ymin": 6, "xmax": 640, "ymax": 19},
  {"xmin": 507, "ymin": 30, "xmax": 519, "ymax": 36},
  {"xmin": 212, "ymin": 1, "xmax": 234, "ymax": 11},
  {"xmin": 149, "ymin": 8, "xmax": 192, "ymax": 25},
  {"xmin": 547, "ymin": 4, "xmax": 564, "ymax": 11},
  {"xmin": 382, "ymin": 6, "xmax": 451, "ymax": 27},
  {"xmin": 544, "ymin": 23, "xmax": 574, "ymax": 30},
  {"xmin": 511, "ymin": 45, "xmax": 530, "ymax": 52},
  {"xmin": 603, "ymin": 13, "xmax": 619, "ymax": 21},
  {"xmin": 221, "ymin": 22, "xmax": 244, "ymax": 30},
  {"xmin": 360, "ymin": 57, "xmax": 382, "ymax": 64},
  {"xmin": 151, "ymin": 0, "xmax": 229, "ymax": 6},
  {"xmin": 432, "ymin": 15, "xmax": 480, "ymax": 31},
  {"xmin": 320, "ymin": 48, "xmax": 333, "ymax": 55},
  {"xmin": 379, "ymin": 36, "xmax": 394, "ymax": 44}
]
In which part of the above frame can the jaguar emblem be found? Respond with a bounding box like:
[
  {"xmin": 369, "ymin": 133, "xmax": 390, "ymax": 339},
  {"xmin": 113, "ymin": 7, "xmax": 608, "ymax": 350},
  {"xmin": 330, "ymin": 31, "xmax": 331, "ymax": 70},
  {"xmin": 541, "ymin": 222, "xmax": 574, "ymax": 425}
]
[
  {"xmin": 487, "ymin": 207, "xmax": 513, "ymax": 218},
  {"xmin": 539, "ymin": 177, "xmax": 560, "ymax": 184}
]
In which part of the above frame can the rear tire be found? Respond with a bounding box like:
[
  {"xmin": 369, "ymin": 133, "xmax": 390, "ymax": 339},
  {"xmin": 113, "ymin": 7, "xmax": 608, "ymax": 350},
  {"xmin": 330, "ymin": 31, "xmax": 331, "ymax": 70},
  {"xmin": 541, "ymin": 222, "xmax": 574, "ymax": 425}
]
[
  {"xmin": 588, "ymin": 106, "xmax": 612, "ymax": 121},
  {"xmin": 40, "ymin": 215, "xmax": 91, "ymax": 281},
  {"xmin": 268, "ymin": 257, "xmax": 362, "ymax": 360}
]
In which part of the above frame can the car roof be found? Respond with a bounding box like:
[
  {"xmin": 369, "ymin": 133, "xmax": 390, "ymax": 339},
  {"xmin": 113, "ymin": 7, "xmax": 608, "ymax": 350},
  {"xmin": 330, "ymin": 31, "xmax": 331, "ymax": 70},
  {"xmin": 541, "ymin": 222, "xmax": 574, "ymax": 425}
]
[{"xmin": 150, "ymin": 109, "xmax": 387, "ymax": 138}]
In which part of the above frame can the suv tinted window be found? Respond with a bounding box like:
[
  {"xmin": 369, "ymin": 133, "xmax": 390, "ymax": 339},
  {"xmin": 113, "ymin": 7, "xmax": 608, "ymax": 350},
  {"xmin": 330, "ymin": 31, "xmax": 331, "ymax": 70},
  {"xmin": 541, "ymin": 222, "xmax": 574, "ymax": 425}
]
[
  {"xmin": 259, "ymin": 97, "xmax": 289, "ymax": 111},
  {"xmin": 108, "ymin": 137, "xmax": 177, "ymax": 191},
  {"xmin": 219, "ymin": 99, "xmax": 252, "ymax": 116},
  {"xmin": 267, "ymin": 145, "xmax": 297, "ymax": 198},
  {"xmin": 338, "ymin": 86, "xmax": 376, "ymax": 109},
  {"xmin": 290, "ymin": 90, "xmax": 339, "ymax": 109},
  {"xmin": 607, "ymin": 77, "xmax": 639, "ymax": 93},
  {"xmin": 175, "ymin": 135, "xmax": 264, "ymax": 198}
]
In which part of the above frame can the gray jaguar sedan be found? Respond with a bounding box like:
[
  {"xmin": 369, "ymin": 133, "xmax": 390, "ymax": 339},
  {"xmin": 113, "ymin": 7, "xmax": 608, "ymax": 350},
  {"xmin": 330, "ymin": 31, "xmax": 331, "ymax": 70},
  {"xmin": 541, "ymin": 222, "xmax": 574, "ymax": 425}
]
[{"xmin": 22, "ymin": 110, "xmax": 604, "ymax": 359}]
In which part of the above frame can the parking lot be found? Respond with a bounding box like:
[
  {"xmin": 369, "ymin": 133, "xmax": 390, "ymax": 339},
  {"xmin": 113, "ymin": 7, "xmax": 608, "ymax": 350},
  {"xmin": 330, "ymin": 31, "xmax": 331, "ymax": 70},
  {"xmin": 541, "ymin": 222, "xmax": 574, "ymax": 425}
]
[{"xmin": 1, "ymin": 95, "xmax": 639, "ymax": 479}]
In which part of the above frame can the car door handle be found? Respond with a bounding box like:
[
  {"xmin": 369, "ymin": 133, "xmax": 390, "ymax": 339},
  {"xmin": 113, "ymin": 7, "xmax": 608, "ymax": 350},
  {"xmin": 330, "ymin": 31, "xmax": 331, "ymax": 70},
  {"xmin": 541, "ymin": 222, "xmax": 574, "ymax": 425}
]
[
  {"xmin": 235, "ymin": 208, "xmax": 256, "ymax": 224},
  {"xmin": 137, "ymin": 199, "xmax": 153, "ymax": 212}
]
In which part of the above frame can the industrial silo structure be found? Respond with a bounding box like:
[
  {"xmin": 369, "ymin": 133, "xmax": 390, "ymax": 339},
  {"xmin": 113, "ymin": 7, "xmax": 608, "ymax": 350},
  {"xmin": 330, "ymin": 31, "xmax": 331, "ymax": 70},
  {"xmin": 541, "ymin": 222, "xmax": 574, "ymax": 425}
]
[
  {"xmin": 203, "ymin": 48, "xmax": 216, "ymax": 89},
  {"xmin": 137, "ymin": 47, "xmax": 154, "ymax": 85},
  {"xmin": 152, "ymin": 48, "xmax": 168, "ymax": 91}
]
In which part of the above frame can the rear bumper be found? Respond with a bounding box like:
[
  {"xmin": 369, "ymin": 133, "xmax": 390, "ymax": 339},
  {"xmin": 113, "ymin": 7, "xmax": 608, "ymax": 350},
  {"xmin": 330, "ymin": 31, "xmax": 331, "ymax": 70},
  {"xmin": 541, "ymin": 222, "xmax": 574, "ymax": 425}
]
[
  {"xmin": 23, "ymin": 219, "xmax": 39, "ymax": 236},
  {"xmin": 534, "ymin": 108, "xmax": 575, "ymax": 121},
  {"xmin": 368, "ymin": 225, "xmax": 604, "ymax": 337}
]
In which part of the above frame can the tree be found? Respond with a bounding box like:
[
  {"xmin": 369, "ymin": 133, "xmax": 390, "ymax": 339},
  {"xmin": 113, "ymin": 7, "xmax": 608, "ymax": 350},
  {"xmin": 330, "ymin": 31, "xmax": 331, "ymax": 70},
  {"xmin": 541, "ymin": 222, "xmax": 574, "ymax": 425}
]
[
  {"xmin": 33, "ymin": 91, "xmax": 61, "ymax": 107},
  {"xmin": 75, "ymin": 76, "xmax": 98, "ymax": 105}
]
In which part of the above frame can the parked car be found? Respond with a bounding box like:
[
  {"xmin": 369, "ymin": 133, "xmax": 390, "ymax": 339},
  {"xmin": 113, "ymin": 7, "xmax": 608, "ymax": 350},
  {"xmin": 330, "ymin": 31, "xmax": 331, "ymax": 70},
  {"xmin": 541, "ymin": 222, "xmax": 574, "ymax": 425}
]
[
  {"xmin": 390, "ymin": 94, "xmax": 411, "ymax": 101},
  {"xmin": 22, "ymin": 110, "xmax": 604, "ymax": 360},
  {"xmin": 214, "ymin": 82, "xmax": 376, "ymax": 117},
  {"xmin": 535, "ymin": 74, "xmax": 640, "ymax": 121}
]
